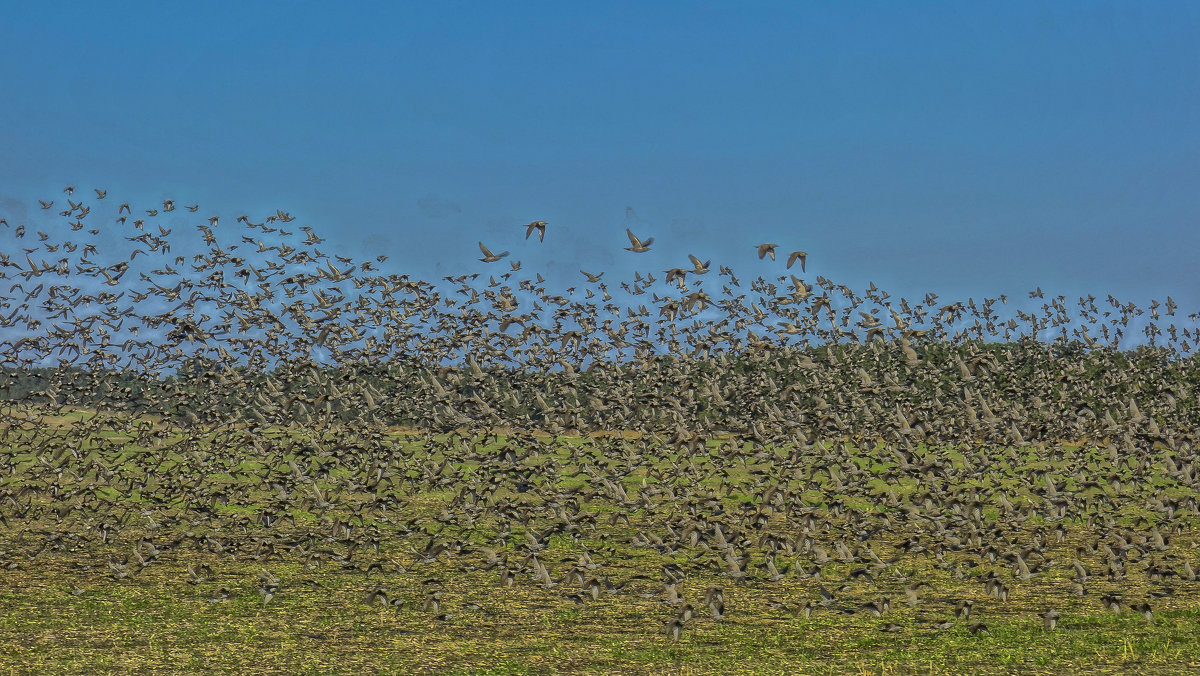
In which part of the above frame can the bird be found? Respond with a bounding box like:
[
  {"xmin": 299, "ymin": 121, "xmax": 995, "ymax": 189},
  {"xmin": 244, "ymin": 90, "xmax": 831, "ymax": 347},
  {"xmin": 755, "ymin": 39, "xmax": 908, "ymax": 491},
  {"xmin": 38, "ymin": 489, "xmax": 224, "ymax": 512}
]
[
  {"xmin": 786, "ymin": 250, "xmax": 807, "ymax": 271},
  {"xmin": 258, "ymin": 570, "xmax": 280, "ymax": 608},
  {"xmin": 624, "ymin": 228, "xmax": 653, "ymax": 253},
  {"xmin": 186, "ymin": 563, "xmax": 211, "ymax": 585},
  {"xmin": 1131, "ymin": 601, "xmax": 1153, "ymax": 622},
  {"xmin": 422, "ymin": 591, "xmax": 442, "ymax": 613},
  {"xmin": 366, "ymin": 587, "xmax": 402, "ymax": 608},
  {"xmin": 478, "ymin": 242, "xmax": 510, "ymax": 263},
  {"xmin": 664, "ymin": 582, "xmax": 682, "ymax": 605},
  {"xmin": 818, "ymin": 585, "xmax": 836, "ymax": 606},
  {"xmin": 904, "ymin": 582, "xmax": 928, "ymax": 607},
  {"xmin": 755, "ymin": 243, "xmax": 778, "ymax": 260},
  {"xmin": 524, "ymin": 221, "xmax": 547, "ymax": 242},
  {"xmin": 1042, "ymin": 609, "xmax": 1061, "ymax": 631},
  {"xmin": 677, "ymin": 604, "xmax": 695, "ymax": 623}
]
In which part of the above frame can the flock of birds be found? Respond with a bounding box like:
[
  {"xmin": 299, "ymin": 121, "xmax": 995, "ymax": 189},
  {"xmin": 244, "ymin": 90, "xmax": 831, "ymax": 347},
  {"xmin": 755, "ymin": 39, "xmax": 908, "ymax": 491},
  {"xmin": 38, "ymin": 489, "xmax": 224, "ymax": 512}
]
[{"xmin": 1, "ymin": 187, "xmax": 1199, "ymax": 648}]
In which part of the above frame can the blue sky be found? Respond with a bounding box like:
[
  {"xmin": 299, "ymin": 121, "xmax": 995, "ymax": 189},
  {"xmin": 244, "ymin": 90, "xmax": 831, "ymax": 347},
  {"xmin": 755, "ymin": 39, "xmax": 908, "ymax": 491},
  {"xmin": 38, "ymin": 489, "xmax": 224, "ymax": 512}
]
[{"xmin": 2, "ymin": 1, "xmax": 1198, "ymax": 316}]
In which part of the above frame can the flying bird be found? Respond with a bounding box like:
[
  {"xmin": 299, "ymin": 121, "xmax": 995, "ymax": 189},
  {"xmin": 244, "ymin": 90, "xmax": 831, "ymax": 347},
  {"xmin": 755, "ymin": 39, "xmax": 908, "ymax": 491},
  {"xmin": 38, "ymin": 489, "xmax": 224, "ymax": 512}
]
[
  {"xmin": 524, "ymin": 221, "xmax": 547, "ymax": 242},
  {"xmin": 625, "ymin": 228, "xmax": 653, "ymax": 253},
  {"xmin": 786, "ymin": 250, "xmax": 807, "ymax": 271},
  {"xmin": 756, "ymin": 243, "xmax": 778, "ymax": 260},
  {"xmin": 478, "ymin": 242, "xmax": 510, "ymax": 263}
]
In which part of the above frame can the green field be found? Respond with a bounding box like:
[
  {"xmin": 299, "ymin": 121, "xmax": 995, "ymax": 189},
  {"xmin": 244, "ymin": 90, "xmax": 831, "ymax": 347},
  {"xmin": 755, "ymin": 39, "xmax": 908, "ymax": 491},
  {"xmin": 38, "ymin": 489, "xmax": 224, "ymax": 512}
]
[{"xmin": 2, "ymin": 415, "xmax": 1198, "ymax": 674}]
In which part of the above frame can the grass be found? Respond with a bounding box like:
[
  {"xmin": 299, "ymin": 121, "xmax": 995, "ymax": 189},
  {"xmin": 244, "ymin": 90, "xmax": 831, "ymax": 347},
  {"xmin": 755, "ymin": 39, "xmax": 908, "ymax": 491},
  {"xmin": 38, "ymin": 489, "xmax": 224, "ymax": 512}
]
[
  {"xmin": 2, "ymin": 561, "xmax": 1199, "ymax": 674},
  {"xmin": 1, "ymin": 411, "xmax": 1199, "ymax": 673}
]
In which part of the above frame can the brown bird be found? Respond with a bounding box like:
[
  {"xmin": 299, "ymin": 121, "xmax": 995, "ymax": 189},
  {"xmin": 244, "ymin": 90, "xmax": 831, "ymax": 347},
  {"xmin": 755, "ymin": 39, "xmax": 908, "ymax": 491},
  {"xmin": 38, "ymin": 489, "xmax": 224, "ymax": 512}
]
[
  {"xmin": 786, "ymin": 250, "xmax": 807, "ymax": 271},
  {"xmin": 524, "ymin": 221, "xmax": 547, "ymax": 242},
  {"xmin": 1042, "ymin": 608, "xmax": 1060, "ymax": 631},
  {"xmin": 625, "ymin": 228, "xmax": 653, "ymax": 253},
  {"xmin": 477, "ymin": 242, "xmax": 509, "ymax": 262}
]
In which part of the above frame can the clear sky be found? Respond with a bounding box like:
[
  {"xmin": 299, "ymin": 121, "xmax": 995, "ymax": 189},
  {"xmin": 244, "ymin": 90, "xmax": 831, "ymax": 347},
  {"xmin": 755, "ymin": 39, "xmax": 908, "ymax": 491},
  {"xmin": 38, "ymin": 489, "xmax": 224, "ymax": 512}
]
[{"xmin": 2, "ymin": 1, "xmax": 1198, "ymax": 314}]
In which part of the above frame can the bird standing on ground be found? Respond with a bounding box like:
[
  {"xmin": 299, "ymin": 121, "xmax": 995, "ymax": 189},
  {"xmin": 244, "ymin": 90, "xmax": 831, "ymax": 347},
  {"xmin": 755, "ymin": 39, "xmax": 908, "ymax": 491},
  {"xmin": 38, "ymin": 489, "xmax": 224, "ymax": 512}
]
[{"xmin": 1042, "ymin": 608, "xmax": 1061, "ymax": 631}]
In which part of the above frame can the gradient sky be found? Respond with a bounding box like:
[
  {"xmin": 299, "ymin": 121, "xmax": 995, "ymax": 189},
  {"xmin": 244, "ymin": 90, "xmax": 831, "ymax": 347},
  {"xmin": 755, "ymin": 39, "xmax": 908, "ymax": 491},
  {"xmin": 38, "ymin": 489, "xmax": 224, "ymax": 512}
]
[{"xmin": 2, "ymin": 1, "xmax": 1198, "ymax": 315}]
